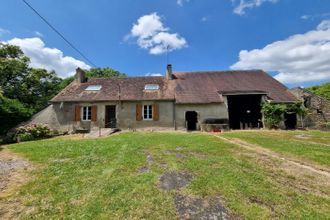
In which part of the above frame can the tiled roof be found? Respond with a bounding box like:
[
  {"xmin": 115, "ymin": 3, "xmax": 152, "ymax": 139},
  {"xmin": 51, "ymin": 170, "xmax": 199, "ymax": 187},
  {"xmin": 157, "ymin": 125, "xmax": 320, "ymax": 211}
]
[
  {"xmin": 51, "ymin": 76, "xmax": 175, "ymax": 102},
  {"xmin": 51, "ymin": 70, "xmax": 297, "ymax": 103},
  {"xmin": 173, "ymin": 70, "xmax": 297, "ymax": 103}
]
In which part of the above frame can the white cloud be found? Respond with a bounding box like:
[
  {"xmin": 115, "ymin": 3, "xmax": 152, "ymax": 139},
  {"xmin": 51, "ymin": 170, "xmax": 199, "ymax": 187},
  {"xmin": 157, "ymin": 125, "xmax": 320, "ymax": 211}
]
[
  {"xmin": 231, "ymin": 0, "xmax": 279, "ymax": 15},
  {"xmin": 34, "ymin": 31, "xmax": 43, "ymax": 37},
  {"xmin": 201, "ymin": 16, "xmax": 208, "ymax": 22},
  {"xmin": 128, "ymin": 13, "xmax": 187, "ymax": 55},
  {"xmin": 301, "ymin": 15, "xmax": 310, "ymax": 20},
  {"xmin": 317, "ymin": 20, "xmax": 330, "ymax": 31},
  {"xmin": 177, "ymin": 0, "xmax": 190, "ymax": 6},
  {"xmin": 145, "ymin": 73, "xmax": 163, "ymax": 76},
  {"xmin": 301, "ymin": 12, "xmax": 330, "ymax": 21},
  {"xmin": 0, "ymin": 28, "xmax": 10, "ymax": 37},
  {"xmin": 231, "ymin": 20, "xmax": 330, "ymax": 85},
  {"xmin": 5, "ymin": 37, "xmax": 90, "ymax": 78}
]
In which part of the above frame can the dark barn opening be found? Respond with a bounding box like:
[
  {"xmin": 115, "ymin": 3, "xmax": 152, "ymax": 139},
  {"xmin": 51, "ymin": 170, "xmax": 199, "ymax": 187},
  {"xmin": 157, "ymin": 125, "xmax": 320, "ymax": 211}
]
[
  {"xmin": 284, "ymin": 113, "xmax": 297, "ymax": 129},
  {"xmin": 227, "ymin": 95, "xmax": 263, "ymax": 129},
  {"xmin": 185, "ymin": 111, "xmax": 198, "ymax": 131}
]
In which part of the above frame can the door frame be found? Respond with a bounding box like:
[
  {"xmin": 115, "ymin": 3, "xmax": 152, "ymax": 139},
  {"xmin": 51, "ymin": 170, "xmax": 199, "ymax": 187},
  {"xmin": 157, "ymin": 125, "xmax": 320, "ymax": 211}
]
[{"xmin": 105, "ymin": 105, "xmax": 117, "ymax": 128}]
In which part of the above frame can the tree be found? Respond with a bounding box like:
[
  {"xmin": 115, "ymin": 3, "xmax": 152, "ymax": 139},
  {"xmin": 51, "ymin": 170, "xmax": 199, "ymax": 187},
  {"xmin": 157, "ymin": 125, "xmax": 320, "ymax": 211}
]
[
  {"xmin": 59, "ymin": 67, "xmax": 126, "ymax": 90},
  {"xmin": 0, "ymin": 92, "xmax": 32, "ymax": 135},
  {"xmin": 86, "ymin": 67, "xmax": 126, "ymax": 78},
  {"xmin": 19, "ymin": 68, "xmax": 62, "ymax": 111},
  {"xmin": 0, "ymin": 43, "xmax": 63, "ymax": 135},
  {"xmin": 0, "ymin": 43, "xmax": 63, "ymax": 112}
]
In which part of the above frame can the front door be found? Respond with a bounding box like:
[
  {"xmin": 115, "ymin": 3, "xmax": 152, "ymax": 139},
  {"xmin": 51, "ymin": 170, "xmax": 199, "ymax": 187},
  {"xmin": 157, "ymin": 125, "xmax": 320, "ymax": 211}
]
[{"xmin": 105, "ymin": 105, "xmax": 116, "ymax": 128}]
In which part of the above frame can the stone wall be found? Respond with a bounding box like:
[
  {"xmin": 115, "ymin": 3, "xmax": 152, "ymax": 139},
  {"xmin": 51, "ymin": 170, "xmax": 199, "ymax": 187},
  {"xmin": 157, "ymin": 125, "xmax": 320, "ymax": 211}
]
[
  {"xmin": 118, "ymin": 101, "xmax": 175, "ymax": 130},
  {"xmin": 290, "ymin": 88, "xmax": 330, "ymax": 129},
  {"xmin": 174, "ymin": 103, "xmax": 229, "ymax": 130},
  {"xmin": 27, "ymin": 101, "xmax": 230, "ymax": 132},
  {"xmin": 25, "ymin": 104, "xmax": 74, "ymax": 132}
]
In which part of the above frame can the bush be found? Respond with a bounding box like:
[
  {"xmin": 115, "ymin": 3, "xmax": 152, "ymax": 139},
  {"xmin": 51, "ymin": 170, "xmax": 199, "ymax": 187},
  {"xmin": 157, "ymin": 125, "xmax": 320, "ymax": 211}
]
[
  {"xmin": 15, "ymin": 124, "xmax": 52, "ymax": 142},
  {"xmin": 261, "ymin": 102, "xmax": 286, "ymax": 129},
  {"xmin": 261, "ymin": 102, "xmax": 307, "ymax": 129}
]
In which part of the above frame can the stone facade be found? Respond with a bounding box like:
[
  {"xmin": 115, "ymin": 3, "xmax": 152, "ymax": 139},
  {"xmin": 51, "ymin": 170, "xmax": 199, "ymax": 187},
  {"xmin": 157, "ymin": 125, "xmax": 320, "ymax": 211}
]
[
  {"xmin": 27, "ymin": 100, "xmax": 230, "ymax": 132},
  {"xmin": 26, "ymin": 67, "xmax": 300, "ymax": 132},
  {"xmin": 175, "ymin": 103, "xmax": 228, "ymax": 130},
  {"xmin": 290, "ymin": 88, "xmax": 330, "ymax": 129}
]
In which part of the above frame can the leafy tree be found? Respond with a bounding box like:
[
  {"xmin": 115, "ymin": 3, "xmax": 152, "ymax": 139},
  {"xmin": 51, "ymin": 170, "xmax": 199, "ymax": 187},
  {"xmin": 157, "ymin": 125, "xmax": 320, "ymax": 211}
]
[
  {"xmin": 0, "ymin": 43, "xmax": 30, "ymax": 100},
  {"xmin": 0, "ymin": 91, "xmax": 33, "ymax": 135},
  {"xmin": 19, "ymin": 68, "xmax": 62, "ymax": 111},
  {"xmin": 307, "ymin": 82, "xmax": 330, "ymax": 101},
  {"xmin": 59, "ymin": 76, "xmax": 74, "ymax": 90},
  {"xmin": 59, "ymin": 68, "xmax": 126, "ymax": 90},
  {"xmin": 0, "ymin": 43, "xmax": 63, "ymax": 112},
  {"xmin": 86, "ymin": 67, "xmax": 126, "ymax": 78},
  {"xmin": 0, "ymin": 43, "xmax": 63, "ymax": 135}
]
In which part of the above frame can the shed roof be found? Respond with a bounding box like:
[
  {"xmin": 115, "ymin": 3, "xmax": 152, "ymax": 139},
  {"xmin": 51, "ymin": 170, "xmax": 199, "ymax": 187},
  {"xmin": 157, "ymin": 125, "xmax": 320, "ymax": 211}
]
[{"xmin": 173, "ymin": 70, "xmax": 297, "ymax": 103}]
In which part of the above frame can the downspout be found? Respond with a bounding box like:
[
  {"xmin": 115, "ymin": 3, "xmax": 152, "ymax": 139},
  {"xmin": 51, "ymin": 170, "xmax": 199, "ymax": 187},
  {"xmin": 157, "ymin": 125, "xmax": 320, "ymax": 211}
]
[
  {"xmin": 117, "ymin": 82, "xmax": 121, "ymax": 128},
  {"xmin": 173, "ymin": 94, "xmax": 177, "ymax": 130},
  {"xmin": 118, "ymin": 82, "xmax": 121, "ymax": 108}
]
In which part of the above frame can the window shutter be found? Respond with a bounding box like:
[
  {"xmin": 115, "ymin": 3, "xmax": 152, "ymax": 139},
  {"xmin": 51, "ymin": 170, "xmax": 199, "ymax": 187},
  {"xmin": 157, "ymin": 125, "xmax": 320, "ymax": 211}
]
[
  {"xmin": 91, "ymin": 106, "xmax": 97, "ymax": 122},
  {"xmin": 136, "ymin": 104, "xmax": 142, "ymax": 121},
  {"xmin": 74, "ymin": 105, "xmax": 81, "ymax": 121},
  {"xmin": 153, "ymin": 103, "xmax": 159, "ymax": 121}
]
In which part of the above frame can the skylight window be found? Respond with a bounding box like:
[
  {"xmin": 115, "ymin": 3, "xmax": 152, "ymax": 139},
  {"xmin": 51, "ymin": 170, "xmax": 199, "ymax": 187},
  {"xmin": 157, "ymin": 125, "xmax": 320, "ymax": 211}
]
[
  {"xmin": 144, "ymin": 84, "xmax": 159, "ymax": 90},
  {"xmin": 85, "ymin": 85, "xmax": 102, "ymax": 91}
]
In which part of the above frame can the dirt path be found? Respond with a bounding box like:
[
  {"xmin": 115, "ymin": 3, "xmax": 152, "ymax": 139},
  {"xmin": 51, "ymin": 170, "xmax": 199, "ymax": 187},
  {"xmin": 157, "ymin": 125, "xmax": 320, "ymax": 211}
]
[
  {"xmin": 0, "ymin": 149, "xmax": 32, "ymax": 219},
  {"xmin": 213, "ymin": 135, "xmax": 330, "ymax": 178}
]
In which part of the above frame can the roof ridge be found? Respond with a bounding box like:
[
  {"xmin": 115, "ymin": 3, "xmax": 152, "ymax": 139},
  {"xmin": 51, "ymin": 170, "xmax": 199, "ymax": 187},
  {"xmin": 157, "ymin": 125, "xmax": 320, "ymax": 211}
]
[
  {"xmin": 173, "ymin": 69, "xmax": 264, "ymax": 74},
  {"xmin": 89, "ymin": 76, "xmax": 165, "ymax": 80}
]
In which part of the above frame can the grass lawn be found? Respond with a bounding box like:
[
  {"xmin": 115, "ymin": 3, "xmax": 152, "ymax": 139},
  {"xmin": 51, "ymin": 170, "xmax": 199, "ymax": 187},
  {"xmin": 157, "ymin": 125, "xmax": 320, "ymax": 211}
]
[
  {"xmin": 222, "ymin": 130, "xmax": 330, "ymax": 167},
  {"xmin": 1, "ymin": 131, "xmax": 330, "ymax": 219}
]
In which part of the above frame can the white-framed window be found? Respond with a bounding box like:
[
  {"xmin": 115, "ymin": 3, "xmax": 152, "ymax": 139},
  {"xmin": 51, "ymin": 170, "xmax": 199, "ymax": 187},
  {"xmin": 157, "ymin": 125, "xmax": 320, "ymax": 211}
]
[
  {"xmin": 143, "ymin": 105, "xmax": 153, "ymax": 120},
  {"xmin": 144, "ymin": 84, "xmax": 159, "ymax": 90},
  {"xmin": 81, "ymin": 106, "xmax": 92, "ymax": 121},
  {"xmin": 85, "ymin": 85, "xmax": 102, "ymax": 91}
]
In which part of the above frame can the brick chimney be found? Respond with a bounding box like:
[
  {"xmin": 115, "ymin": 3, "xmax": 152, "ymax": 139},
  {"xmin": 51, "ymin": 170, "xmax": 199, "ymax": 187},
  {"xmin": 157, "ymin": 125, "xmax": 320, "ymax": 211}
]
[
  {"xmin": 75, "ymin": 67, "xmax": 87, "ymax": 83},
  {"xmin": 166, "ymin": 64, "xmax": 173, "ymax": 80}
]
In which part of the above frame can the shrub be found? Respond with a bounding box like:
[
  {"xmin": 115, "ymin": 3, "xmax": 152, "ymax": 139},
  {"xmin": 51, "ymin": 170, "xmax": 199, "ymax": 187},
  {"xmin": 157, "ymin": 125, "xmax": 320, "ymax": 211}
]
[
  {"xmin": 261, "ymin": 102, "xmax": 308, "ymax": 129},
  {"xmin": 261, "ymin": 102, "xmax": 286, "ymax": 129},
  {"xmin": 15, "ymin": 123, "xmax": 52, "ymax": 142}
]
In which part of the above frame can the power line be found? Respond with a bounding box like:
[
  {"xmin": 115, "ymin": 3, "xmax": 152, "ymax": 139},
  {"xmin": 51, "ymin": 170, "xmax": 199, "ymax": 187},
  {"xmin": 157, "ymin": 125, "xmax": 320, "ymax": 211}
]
[{"xmin": 22, "ymin": 0, "xmax": 97, "ymax": 67}]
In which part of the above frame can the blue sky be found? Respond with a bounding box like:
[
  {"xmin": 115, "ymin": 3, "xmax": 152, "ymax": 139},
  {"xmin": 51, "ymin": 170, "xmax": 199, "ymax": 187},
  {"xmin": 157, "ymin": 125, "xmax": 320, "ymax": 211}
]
[{"xmin": 1, "ymin": 0, "xmax": 330, "ymax": 88}]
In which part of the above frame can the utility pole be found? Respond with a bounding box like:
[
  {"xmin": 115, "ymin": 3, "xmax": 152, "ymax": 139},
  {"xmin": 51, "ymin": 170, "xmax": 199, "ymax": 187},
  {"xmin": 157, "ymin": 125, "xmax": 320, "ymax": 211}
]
[{"xmin": 166, "ymin": 45, "xmax": 170, "ymax": 65}]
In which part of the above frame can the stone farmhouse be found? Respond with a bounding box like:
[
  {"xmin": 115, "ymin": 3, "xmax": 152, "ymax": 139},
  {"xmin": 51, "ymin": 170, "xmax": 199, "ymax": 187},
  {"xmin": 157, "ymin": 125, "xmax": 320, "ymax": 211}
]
[{"xmin": 29, "ymin": 65, "xmax": 298, "ymax": 132}]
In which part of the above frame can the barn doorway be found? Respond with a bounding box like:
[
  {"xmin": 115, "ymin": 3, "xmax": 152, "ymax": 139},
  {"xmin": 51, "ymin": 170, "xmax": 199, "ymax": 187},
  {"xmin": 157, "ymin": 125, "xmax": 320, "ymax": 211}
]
[
  {"xmin": 185, "ymin": 111, "xmax": 198, "ymax": 131},
  {"xmin": 227, "ymin": 95, "xmax": 263, "ymax": 129},
  {"xmin": 284, "ymin": 112, "xmax": 297, "ymax": 129}
]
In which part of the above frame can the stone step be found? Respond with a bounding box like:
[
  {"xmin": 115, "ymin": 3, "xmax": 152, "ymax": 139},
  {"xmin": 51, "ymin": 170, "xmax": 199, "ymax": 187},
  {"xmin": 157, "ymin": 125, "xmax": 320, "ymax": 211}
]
[{"xmin": 84, "ymin": 128, "xmax": 120, "ymax": 138}]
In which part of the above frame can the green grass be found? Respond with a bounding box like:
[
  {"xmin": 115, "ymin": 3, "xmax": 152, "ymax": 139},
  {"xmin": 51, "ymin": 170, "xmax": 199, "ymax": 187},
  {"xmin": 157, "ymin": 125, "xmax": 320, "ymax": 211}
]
[
  {"xmin": 260, "ymin": 130, "xmax": 330, "ymax": 145},
  {"xmin": 2, "ymin": 132, "xmax": 330, "ymax": 219},
  {"xmin": 222, "ymin": 130, "xmax": 330, "ymax": 167}
]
